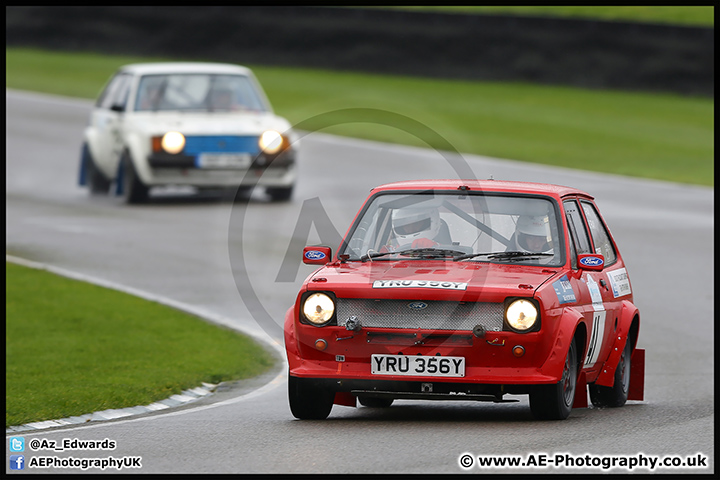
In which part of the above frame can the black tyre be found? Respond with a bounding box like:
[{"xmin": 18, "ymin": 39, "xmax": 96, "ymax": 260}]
[
  {"xmin": 530, "ymin": 338, "xmax": 578, "ymax": 420},
  {"xmin": 83, "ymin": 143, "xmax": 111, "ymax": 194},
  {"xmin": 589, "ymin": 338, "xmax": 632, "ymax": 408},
  {"xmin": 121, "ymin": 151, "xmax": 149, "ymax": 204},
  {"xmin": 288, "ymin": 376, "xmax": 334, "ymax": 420},
  {"xmin": 358, "ymin": 396, "xmax": 394, "ymax": 408},
  {"xmin": 229, "ymin": 186, "xmax": 252, "ymax": 201},
  {"xmin": 266, "ymin": 185, "xmax": 293, "ymax": 202}
]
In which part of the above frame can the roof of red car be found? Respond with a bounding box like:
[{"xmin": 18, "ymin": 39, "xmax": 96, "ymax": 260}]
[{"xmin": 371, "ymin": 179, "xmax": 593, "ymax": 199}]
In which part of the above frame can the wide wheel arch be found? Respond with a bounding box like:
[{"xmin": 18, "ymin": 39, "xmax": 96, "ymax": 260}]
[
  {"xmin": 538, "ymin": 307, "xmax": 588, "ymax": 381},
  {"xmin": 595, "ymin": 302, "xmax": 639, "ymax": 387}
]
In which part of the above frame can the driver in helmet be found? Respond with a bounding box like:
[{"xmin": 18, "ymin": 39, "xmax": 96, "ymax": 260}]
[
  {"xmin": 209, "ymin": 88, "xmax": 234, "ymax": 110},
  {"xmin": 137, "ymin": 81, "xmax": 164, "ymax": 111},
  {"xmin": 514, "ymin": 215, "xmax": 553, "ymax": 255},
  {"xmin": 390, "ymin": 207, "xmax": 442, "ymax": 249}
]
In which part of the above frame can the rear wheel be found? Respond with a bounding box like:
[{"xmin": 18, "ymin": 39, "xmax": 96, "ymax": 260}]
[
  {"xmin": 530, "ymin": 338, "xmax": 578, "ymax": 420},
  {"xmin": 121, "ymin": 151, "xmax": 149, "ymax": 204},
  {"xmin": 288, "ymin": 376, "xmax": 334, "ymax": 420},
  {"xmin": 358, "ymin": 396, "xmax": 394, "ymax": 408},
  {"xmin": 589, "ymin": 337, "xmax": 632, "ymax": 408}
]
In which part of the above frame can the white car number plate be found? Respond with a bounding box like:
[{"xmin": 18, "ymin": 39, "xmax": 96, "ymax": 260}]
[
  {"xmin": 371, "ymin": 354, "xmax": 465, "ymax": 377},
  {"xmin": 198, "ymin": 153, "xmax": 251, "ymax": 169}
]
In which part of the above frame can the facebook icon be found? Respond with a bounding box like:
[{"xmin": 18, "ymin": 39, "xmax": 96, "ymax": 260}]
[{"xmin": 10, "ymin": 455, "xmax": 25, "ymax": 470}]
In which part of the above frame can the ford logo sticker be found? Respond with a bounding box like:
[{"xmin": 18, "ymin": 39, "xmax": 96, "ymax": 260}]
[
  {"xmin": 408, "ymin": 301, "xmax": 428, "ymax": 310},
  {"xmin": 580, "ymin": 256, "xmax": 604, "ymax": 267},
  {"xmin": 305, "ymin": 250, "xmax": 327, "ymax": 261}
]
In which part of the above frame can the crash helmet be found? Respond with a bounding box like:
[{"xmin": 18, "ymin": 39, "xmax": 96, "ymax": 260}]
[
  {"xmin": 209, "ymin": 87, "xmax": 234, "ymax": 110},
  {"xmin": 514, "ymin": 215, "xmax": 553, "ymax": 253},
  {"xmin": 392, "ymin": 207, "xmax": 440, "ymax": 244}
]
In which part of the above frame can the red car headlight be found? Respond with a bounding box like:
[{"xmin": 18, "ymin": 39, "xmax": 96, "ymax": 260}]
[
  {"xmin": 302, "ymin": 293, "xmax": 335, "ymax": 326},
  {"xmin": 505, "ymin": 299, "xmax": 538, "ymax": 332}
]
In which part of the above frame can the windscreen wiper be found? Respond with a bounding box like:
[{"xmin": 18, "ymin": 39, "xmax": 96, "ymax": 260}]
[
  {"xmin": 360, "ymin": 248, "xmax": 467, "ymax": 262},
  {"xmin": 359, "ymin": 250, "xmax": 395, "ymax": 262},
  {"xmin": 454, "ymin": 251, "xmax": 554, "ymax": 262}
]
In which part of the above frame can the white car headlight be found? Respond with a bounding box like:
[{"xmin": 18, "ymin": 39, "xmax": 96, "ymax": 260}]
[
  {"xmin": 161, "ymin": 131, "xmax": 185, "ymax": 154},
  {"xmin": 302, "ymin": 293, "xmax": 335, "ymax": 326},
  {"xmin": 259, "ymin": 130, "xmax": 285, "ymax": 154},
  {"xmin": 505, "ymin": 299, "xmax": 538, "ymax": 332}
]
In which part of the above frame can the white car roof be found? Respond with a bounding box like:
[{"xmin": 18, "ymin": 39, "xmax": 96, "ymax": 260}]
[{"xmin": 118, "ymin": 62, "xmax": 255, "ymax": 76}]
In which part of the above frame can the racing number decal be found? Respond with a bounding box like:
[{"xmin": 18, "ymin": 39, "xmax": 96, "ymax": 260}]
[
  {"xmin": 584, "ymin": 311, "xmax": 606, "ymax": 367},
  {"xmin": 584, "ymin": 275, "xmax": 606, "ymax": 367}
]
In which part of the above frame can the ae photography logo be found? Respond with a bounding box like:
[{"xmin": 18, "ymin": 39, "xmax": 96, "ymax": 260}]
[
  {"xmin": 458, "ymin": 452, "xmax": 710, "ymax": 472},
  {"xmin": 227, "ymin": 108, "xmax": 487, "ymax": 346}
]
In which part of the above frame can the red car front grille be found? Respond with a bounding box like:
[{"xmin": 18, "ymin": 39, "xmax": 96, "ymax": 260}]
[{"xmin": 336, "ymin": 299, "xmax": 504, "ymax": 332}]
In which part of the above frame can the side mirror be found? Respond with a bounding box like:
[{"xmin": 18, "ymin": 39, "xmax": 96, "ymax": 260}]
[
  {"xmin": 578, "ymin": 253, "xmax": 604, "ymax": 271},
  {"xmin": 303, "ymin": 246, "xmax": 332, "ymax": 265},
  {"xmin": 110, "ymin": 104, "xmax": 125, "ymax": 113}
]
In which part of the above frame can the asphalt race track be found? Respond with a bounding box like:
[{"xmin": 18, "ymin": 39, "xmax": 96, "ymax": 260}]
[{"xmin": 5, "ymin": 90, "xmax": 714, "ymax": 474}]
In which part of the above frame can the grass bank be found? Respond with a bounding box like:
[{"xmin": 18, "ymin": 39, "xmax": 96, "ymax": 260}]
[
  {"xmin": 6, "ymin": 47, "xmax": 714, "ymax": 186},
  {"xmin": 6, "ymin": 262, "xmax": 276, "ymax": 427},
  {"xmin": 380, "ymin": 6, "xmax": 715, "ymax": 27}
]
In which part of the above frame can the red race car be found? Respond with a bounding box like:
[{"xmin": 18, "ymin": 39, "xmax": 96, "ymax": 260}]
[{"xmin": 284, "ymin": 179, "xmax": 644, "ymax": 420}]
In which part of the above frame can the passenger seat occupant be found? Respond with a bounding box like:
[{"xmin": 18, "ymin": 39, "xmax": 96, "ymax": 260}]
[{"xmin": 514, "ymin": 215, "xmax": 553, "ymax": 254}]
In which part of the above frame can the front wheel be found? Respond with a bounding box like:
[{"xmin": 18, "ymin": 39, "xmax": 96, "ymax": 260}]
[
  {"xmin": 288, "ymin": 376, "xmax": 334, "ymax": 420},
  {"xmin": 589, "ymin": 337, "xmax": 632, "ymax": 408},
  {"xmin": 530, "ymin": 338, "xmax": 578, "ymax": 420},
  {"xmin": 121, "ymin": 151, "xmax": 149, "ymax": 204},
  {"xmin": 266, "ymin": 185, "xmax": 293, "ymax": 202},
  {"xmin": 82, "ymin": 143, "xmax": 111, "ymax": 194}
]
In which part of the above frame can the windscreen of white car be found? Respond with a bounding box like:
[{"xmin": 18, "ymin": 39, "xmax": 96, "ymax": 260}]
[
  {"xmin": 339, "ymin": 191, "xmax": 564, "ymax": 266},
  {"xmin": 134, "ymin": 74, "xmax": 269, "ymax": 112}
]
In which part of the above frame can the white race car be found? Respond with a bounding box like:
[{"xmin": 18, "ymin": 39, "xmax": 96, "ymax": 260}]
[{"xmin": 78, "ymin": 62, "xmax": 298, "ymax": 203}]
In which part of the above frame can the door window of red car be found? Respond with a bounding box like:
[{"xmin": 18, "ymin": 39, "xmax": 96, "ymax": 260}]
[
  {"xmin": 580, "ymin": 201, "xmax": 618, "ymax": 265},
  {"xmin": 563, "ymin": 199, "xmax": 592, "ymax": 257}
]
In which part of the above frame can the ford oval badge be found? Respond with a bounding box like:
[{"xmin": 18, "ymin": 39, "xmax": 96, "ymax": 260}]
[
  {"xmin": 580, "ymin": 256, "xmax": 604, "ymax": 267},
  {"xmin": 408, "ymin": 301, "xmax": 428, "ymax": 310},
  {"xmin": 304, "ymin": 250, "xmax": 327, "ymax": 261}
]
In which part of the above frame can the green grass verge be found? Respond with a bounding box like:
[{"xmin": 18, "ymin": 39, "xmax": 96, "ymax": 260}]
[
  {"xmin": 6, "ymin": 262, "xmax": 276, "ymax": 427},
  {"xmin": 377, "ymin": 6, "xmax": 715, "ymax": 27},
  {"xmin": 7, "ymin": 47, "xmax": 712, "ymax": 186}
]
